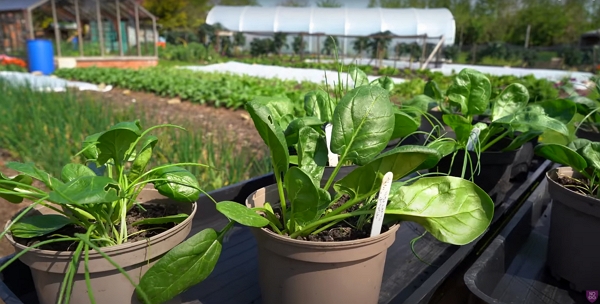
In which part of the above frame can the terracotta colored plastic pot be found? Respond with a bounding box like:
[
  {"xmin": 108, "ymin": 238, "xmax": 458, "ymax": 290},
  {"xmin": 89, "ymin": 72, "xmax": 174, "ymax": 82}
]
[
  {"xmin": 245, "ymin": 184, "xmax": 399, "ymax": 304},
  {"xmin": 546, "ymin": 167, "xmax": 600, "ymax": 292},
  {"xmin": 4, "ymin": 188, "xmax": 196, "ymax": 304}
]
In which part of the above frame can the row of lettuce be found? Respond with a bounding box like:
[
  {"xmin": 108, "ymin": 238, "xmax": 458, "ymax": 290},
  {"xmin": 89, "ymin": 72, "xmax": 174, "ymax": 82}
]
[{"xmin": 53, "ymin": 65, "xmax": 566, "ymax": 113}]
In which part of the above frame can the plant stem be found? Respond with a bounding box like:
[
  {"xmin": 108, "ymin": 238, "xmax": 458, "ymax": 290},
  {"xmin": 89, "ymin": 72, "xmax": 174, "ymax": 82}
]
[
  {"xmin": 0, "ymin": 237, "xmax": 80, "ymax": 273},
  {"xmin": 289, "ymin": 210, "xmax": 373, "ymax": 239},
  {"xmin": 75, "ymin": 234, "xmax": 151, "ymax": 304},
  {"xmin": 0, "ymin": 197, "xmax": 46, "ymax": 241},
  {"xmin": 320, "ymin": 196, "xmax": 360, "ymax": 219},
  {"xmin": 481, "ymin": 130, "xmax": 509, "ymax": 152},
  {"xmin": 274, "ymin": 172, "xmax": 288, "ymax": 226},
  {"xmin": 217, "ymin": 221, "xmax": 235, "ymax": 242}
]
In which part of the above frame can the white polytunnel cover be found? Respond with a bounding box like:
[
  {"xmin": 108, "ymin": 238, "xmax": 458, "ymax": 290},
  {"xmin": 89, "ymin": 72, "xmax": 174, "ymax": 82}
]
[{"xmin": 206, "ymin": 6, "xmax": 456, "ymax": 46}]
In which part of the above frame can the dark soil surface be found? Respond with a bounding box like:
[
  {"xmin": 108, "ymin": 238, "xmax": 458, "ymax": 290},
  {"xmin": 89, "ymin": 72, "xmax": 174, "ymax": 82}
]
[
  {"xmin": 270, "ymin": 194, "xmax": 390, "ymax": 242},
  {"xmin": 557, "ymin": 175, "xmax": 594, "ymax": 196},
  {"xmin": 13, "ymin": 204, "xmax": 181, "ymax": 252}
]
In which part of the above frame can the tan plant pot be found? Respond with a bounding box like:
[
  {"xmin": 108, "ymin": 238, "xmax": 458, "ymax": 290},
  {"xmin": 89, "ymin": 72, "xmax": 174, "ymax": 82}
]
[
  {"xmin": 4, "ymin": 188, "xmax": 197, "ymax": 304},
  {"xmin": 246, "ymin": 184, "xmax": 399, "ymax": 304}
]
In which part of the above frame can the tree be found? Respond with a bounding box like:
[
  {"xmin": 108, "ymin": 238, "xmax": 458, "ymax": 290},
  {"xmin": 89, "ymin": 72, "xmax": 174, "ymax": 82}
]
[
  {"xmin": 292, "ymin": 35, "xmax": 306, "ymax": 56},
  {"xmin": 322, "ymin": 36, "xmax": 340, "ymax": 56},
  {"xmin": 144, "ymin": 0, "xmax": 190, "ymax": 30},
  {"xmin": 233, "ymin": 32, "xmax": 246, "ymax": 47},
  {"xmin": 352, "ymin": 37, "xmax": 370, "ymax": 58},
  {"xmin": 317, "ymin": 0, "xmax": 342, "ymax": 7},
  {"xmin": 272, "ymin": 32, "xmax": 289, "ymax": 55}
]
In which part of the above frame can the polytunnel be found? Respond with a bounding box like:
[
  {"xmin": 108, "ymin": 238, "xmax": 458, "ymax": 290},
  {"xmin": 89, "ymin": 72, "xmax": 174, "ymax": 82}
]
[{"xmin": 206, "ymin": 6, "xmax": 455, "ymax": 56}]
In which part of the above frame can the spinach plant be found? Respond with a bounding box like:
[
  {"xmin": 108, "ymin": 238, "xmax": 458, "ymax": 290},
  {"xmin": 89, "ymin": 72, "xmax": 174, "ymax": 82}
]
[
  {"xmin": 535, "ymin": 138, "xmax": 600, "ymax": 197},
  {"xmin": 284, "ymin": 65, "xmax": 421, "ymax": 161},
  {"xmin": 561, "ymin": 78, "xmax": 600, "ymax": 134},
  {"xmin": 0, "ymin": 120, "xmax": 207, "ymax": 303},
  {"xmin": 137, "ymin": 84, "xmax": 495, "ymax": 304},
  {"xmin": 422, "ymin": 68, "xmax": 574, "ymax": 178}
]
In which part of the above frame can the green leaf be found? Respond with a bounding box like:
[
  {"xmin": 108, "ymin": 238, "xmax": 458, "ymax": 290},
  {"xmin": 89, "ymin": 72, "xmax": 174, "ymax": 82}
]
[
  {"xmin": 537, "ymin": 99, "xmax": 577, "ymax": 125},
  {"xmin": 246, "ymin": 100, "xmax": 289, "ymax": 180},
  {"xmin": 284, "ymin": 117, "xmax": 324, "ymax": 146},
  {"xmin": 503, "ymin": 130, "xmax": 543, "ymax": 152},
  {"xmin": 7, "ymin": 162, "xmax": 63, "ymax": 190},
  {"xmin": 334, "ymin": 145, "xmax": 441, "ymax": 200},
  {"xmin": 442, "ymin": 114, "xmax": 473, "ymax": 145},
  {"xmin": 151, "ymin": 167, "xmax": 200, "ymax": 203},
  {"xmin": 569, "ymin": 138, "xmax": 592, "ymax": 151},
  {"xmin": 374, "ymin": 76, "xmax": 394, "ymax": 92},
  {"xmin": 131, "ymin": 214, "xmax": 189, "ymax": 226},
  {"xmin": 297, "ymin": 127, "xmax": 327, "ymax": 185},
  {"xmin": 491, "ymin": 83, "xmax": 529, "ymax": 120},
  {"xmin": 424, "ymin": 80, "xmax": 443, "ymax": 100},
  {"xmin": 391, "ymin": 109, "xmax": 420, "ymax": 140},
  {"xmin": 60, "ymin": 164, "xmax": 96, "ymax": 183},
  {"xmin": 285, "ymin": 167, "xmax": 331, "ymax": 226},
  {"xmin": 581, "ymin": 142, "xmax": 600, "ymax": 172},
  {"xmin": 96, "ymin": 121, "xmax": 142, "ymax": 166},
  {"xmin": 349, "ymin": 65, "xmax": 369, "ymax": 87},
  {"xmin": 427, "ymin": 140, "xmax": 457, "ymax": 158},
  {"xmin": 304, "ymin": 90, "xmax": 335, "ymax": 123},
  {"xmin": 568, "ymin": 95, "xmax": 598, "ymax": 115},
  {"xmin": 386, "ymin": 176, "xmax": 494, "ymax": 245},
  {"xmin": 446, "ymin": 68, "xmax": 491, "ymax": 116},
  {"xmin": 216, "ymin": 201, "xmax": 269, "ymax": 227},
  {"xmin": 494, "ymin": 104, "xmax": 570, "ymax": 136},
  {"xmin": 81, "ymin": 132, "xmax": 102, "ymax": 160},
  {"xmin": 534, "ymin": 143, "xmax": 587, "ymax": 172},
  {"xmin": 10, "ymin": 214, "xmax": 72, "ymax": 238},
  {"xmin": 49, "ymin": 176, "xmax": 120, "ymax": 205},
  {"xmin": 0, "ymin": 173, "xmax": 33, "ymax": 204},
  {"xmin": 128, "ymin": 136, "xmax": 158, "ymax": 182},
  {"xmin": 403, "ymin": 94, "xmax": 434, "ymax": 113},
  {"xmin": 331, "ymin": 85, "xmax": 395, "ymax": 166},
  {"xmin": 251, "ymin": 96, "xmax": 296, "ymax": 125},
  {"xmin": 137, "ymin": 228, "xmax": 222, "ymax": 304}
]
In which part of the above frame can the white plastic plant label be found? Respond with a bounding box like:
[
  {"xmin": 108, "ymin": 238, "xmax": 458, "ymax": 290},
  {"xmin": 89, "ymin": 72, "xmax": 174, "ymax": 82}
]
[
  {"xmin": 370, "ymin": 172, "xmax": 394, "ymax": 237},
  {"xmin": 466, "ymin": 127, "xmax": 481, "ymax": 151},
  {"xmin": 325, "ymin": 123, "xmax": 339, "ymax": 167}
]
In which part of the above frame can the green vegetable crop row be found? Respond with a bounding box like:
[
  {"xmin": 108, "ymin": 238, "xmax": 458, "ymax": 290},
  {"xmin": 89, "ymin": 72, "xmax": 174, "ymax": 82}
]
[
  {"xmin": 54, "ymin": 64, "xmax": 560, "ymax": 111},
  {"xmin": 54, "ymin": 67, "xmax": 321, "ymax": 112}
]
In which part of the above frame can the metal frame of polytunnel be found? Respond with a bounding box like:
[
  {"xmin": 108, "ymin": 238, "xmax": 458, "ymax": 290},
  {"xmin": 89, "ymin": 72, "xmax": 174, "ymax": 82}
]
[
  {"xmin": 206, "ymin": 6, "xmax": 455, "ymax": 69},
  {"xmin": 0, "ymin": 0, "xmax": 158, "ymax": 64}
]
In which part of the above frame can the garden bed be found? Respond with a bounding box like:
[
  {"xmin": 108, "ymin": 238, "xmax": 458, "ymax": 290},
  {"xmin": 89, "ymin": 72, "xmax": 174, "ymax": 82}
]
[{"xmin": 0, "ymin": 159, "xmax": 552, "ymax": 304}]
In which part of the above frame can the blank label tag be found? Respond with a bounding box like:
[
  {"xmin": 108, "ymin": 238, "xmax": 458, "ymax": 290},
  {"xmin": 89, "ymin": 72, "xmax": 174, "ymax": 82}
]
[
  {"xmin": 370, "ymin": 172, "xmax": 394, "ymax": 237},
  {"xmin": 325, "ymin": 123, "xmax": 339, "ymax": 166},
  {"xmin": 466, "ymin": 127, "xmax": 481, "ymax": 151}
]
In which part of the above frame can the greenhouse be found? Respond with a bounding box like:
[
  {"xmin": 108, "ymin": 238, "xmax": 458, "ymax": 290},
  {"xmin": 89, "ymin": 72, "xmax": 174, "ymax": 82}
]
[
  {"xmin": 0, "ymin": 0, "xmax": 159, "ymax": 69},
  {"xmin": 206, "ymin": 5, "xmax": 455, "ymax": 62}
]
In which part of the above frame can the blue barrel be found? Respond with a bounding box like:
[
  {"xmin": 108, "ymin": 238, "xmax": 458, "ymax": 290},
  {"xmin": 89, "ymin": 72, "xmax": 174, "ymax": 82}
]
[{"xmin": 26, "ymin": 39, "xmax": 55, "ymax": 75}]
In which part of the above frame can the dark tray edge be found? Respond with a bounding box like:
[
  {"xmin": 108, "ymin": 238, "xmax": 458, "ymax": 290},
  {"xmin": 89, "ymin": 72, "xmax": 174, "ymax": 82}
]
[
  {"xmin": 0, "ymin": 255, "xmax": 23, "ymax": 304},
  {"xmin": 0, "ymin": 160, "xmax": 551, "ymax": 304},
  {"xmin": 463, "ymin": 167, "xmax": 553, "ymax": 303},
  {"xmin": 397, "ymin": 160, "xmax": 553, "ymax": 304}
]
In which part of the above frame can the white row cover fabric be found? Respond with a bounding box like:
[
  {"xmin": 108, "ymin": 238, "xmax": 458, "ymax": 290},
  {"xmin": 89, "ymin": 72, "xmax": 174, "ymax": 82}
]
[{"xmin": 206, "ymin": 6, "xmax": 455, "ymax": 45}]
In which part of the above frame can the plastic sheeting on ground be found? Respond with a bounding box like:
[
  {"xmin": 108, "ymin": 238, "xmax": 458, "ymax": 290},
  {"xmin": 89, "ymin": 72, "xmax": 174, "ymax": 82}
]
[
  {"xmin": 0, "ymin": 71, "xmax": 113, "ymax": 92},
  {"xmin": 181, "ymin": 62, "xmax": 406, "ymax": 86},
  {"xmin": 307, "ymin": 58, "xmax": 594, "ymax": 85}
]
